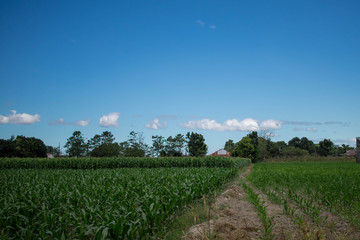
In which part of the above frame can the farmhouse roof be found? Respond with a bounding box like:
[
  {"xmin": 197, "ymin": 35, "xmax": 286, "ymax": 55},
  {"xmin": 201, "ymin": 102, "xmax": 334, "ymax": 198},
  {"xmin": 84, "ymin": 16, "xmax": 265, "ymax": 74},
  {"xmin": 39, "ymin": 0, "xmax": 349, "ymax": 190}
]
[{"xmin": 210, "ymin": 148, "xmax": 231, "ymax": 157}]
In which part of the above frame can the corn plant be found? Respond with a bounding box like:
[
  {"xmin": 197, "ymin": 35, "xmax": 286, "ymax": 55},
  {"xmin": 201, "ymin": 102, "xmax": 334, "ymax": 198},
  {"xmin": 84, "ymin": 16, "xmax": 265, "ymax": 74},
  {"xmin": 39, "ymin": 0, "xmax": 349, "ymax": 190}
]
[{"xmin": 0, "ymin": 165, "xmax": 247, "ymax": 239}]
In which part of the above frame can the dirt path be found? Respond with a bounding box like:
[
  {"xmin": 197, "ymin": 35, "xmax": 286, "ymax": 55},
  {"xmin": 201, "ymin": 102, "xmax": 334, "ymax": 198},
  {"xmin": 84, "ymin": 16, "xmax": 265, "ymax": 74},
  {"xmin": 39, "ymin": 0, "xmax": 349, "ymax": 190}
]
[
  {"xmin": 185, "ymin": 166, "xmax": 262, "ymax": 239},
  {"xmin": 184, "ymin": 165, "xmax": 360, "ymax": 240}
]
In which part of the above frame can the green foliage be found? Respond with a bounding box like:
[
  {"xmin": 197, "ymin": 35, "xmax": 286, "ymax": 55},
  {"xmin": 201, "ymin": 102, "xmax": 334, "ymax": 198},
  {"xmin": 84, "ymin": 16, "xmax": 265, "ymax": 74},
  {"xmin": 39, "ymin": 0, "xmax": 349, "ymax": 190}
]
[
  {"xmin": 318, "ymin": 139, "xmax": 334, "ymax": 157},
  {"xmin": 46, "ymin": 145, "xmax": 61, "ymax": 157},
  {"xmin": 152, "ymin": 134, "xmax": 186, "ymax": 157},
  {"xmin": 186, "ymin": 132, "xmax": 208, "ymax": 157},
  {"xmin": 88, "ymin": 131, "xmax": 119, "ymax": 157},
  {"xmin": 0, "ymin": 157, "xmax": 250, "ymax": 169},
  {"xmin": 0, "ymin": 137, "xmax": 17, "ymax": 157},
  {"xmin": 268, "ymin": 141, "xmax": 287, "ymax": 158},
  {"xmin": 120, "ymin": 131, "xmax": 148, "ymax": 157},
  {"xmin": 231, "ymin": 136, "xmax": 255, "ymax": 160},
  {"xmin": 64, "ymin": 131, "xmax": 88, "ymax": 157},
  {"xmin": 288, "ymin": 137, "xmax": 301, "ymax": 148},
  {"xmin": 0, "ymin": 136, "xmax": 47, "ymax": 158},
  {"xmin": 0, "ymin": 162, "xmax": 250, "ymax": 239},
  {"xmin": 224, "ymin": 139, "xmax": 235, "ymax": 152},
  {"xmin": 91, "ymin": 143, "xmax": 120, "ymax": 157},
  {"xmin": 151, "ymin": 135, "xmax": 166, "ymax": 157},
  {"xmin": 281, "ymin": 146, "xmax": 309, "ymax": 157},
  {"xmin": 247, "ymin": 162, "xmax": 360, "ymax": 226},
  {"xmin": 243, "ymin": 182, "xmax": 274, "ymax": 239}
]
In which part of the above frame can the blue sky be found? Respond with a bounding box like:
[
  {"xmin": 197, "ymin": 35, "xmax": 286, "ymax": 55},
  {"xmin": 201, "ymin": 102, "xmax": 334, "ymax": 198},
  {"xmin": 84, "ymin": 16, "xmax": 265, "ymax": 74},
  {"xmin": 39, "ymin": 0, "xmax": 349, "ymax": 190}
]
[{"xmin": 1, "ymin": 0, "xmax": 359, "ymax": 153}]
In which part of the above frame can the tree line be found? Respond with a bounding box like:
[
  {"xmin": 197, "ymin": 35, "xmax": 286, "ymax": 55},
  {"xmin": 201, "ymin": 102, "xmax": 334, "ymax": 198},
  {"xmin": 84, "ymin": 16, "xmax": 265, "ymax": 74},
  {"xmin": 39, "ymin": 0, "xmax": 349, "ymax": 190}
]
[
  {"xmin": 0, "ymin": 130, "xmax": 354, "ymax": 160},
  {"xmin": 64, "ymin": 131, "xmax": 208, "ymax": 158},
  {"xmin": 224, "ymin": 132, "xmax": 354, "ymax": 163}
]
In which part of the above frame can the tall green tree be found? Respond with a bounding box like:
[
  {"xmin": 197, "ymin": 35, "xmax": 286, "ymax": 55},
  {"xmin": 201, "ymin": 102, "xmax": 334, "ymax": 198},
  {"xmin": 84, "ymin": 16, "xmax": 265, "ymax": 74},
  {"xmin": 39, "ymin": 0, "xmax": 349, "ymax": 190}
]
[
  {"xmin": 224, "ymin": 139, "xmax": 235, "ymax": 153},
  {"xmin": 299, "ymin": 137, "xmax": 315, "ymax": 154},
  {"xmin": 122, "ymin": 131, "xmax": 149, "ymax": 157},
  {"xmin": 318, "ymin": 139, "xmax": 334, "ymax": 156},
  {"xmin": 151, "ymin": 135, "xmax": 165, "ymax": 157},
  {"xmin": 0, "ymin": 137, "xmax": 17, "ymax": 157},
  {"xmin": 186, "ymin": 132, "xmax": 207, "ymax": 157},
  {"xmin": 88, "ymin": 131, "xmax": 118, "ymax": 157},
  {"xmin": 164, "ymin": 134, "xmax": 185, "ymax": 157},
  {"xmin": 288, "ymin": 137, "xmax": 301, "ymax": 148},
  {"xmin": 231, "ymin": 136, "xmax": 255, "ymax": 159},
  {"xmin": 248, "ymin": 131, "xmax": 260, "ymax": 163},
  {"xmin": 15, "ymin": 136, "xmax": 47, "ymax": 158},
  {"xmin": 64, "ymin": 131, "xmax": 87, "ymax": 157}
]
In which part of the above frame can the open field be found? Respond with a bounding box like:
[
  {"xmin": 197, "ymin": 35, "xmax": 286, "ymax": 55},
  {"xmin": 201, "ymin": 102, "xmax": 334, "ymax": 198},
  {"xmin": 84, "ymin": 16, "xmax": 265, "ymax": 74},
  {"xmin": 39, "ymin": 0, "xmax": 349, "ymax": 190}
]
[
  {"xmin": 184, "ymin": 160, "xmax": 360, "ymax": 240},
  {"xmin": 0, "ymin": 157, "xmax": 249, "ymax": 239},
  {"xmin": 1, "ymin": 157, "xmax": 360, "ymax": 239}
]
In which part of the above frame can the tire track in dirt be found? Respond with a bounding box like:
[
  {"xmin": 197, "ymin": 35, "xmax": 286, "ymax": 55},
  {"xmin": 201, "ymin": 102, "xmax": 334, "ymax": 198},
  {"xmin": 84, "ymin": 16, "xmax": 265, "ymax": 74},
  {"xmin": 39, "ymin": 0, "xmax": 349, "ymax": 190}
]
[{"xmin": 185, "ymin": 165, "xmax": 262, "ymax": 239}]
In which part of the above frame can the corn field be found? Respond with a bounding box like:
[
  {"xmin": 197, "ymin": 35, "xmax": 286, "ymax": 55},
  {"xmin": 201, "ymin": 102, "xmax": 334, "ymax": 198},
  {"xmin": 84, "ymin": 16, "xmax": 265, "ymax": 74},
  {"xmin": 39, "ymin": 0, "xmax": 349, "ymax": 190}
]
[
  {"xmin": 247, "ymin": 161, "xmax": 360, "ymax": 227},
  {"xmin": 0, "ymin": 157, "xmax": 250, "ymax": 239}
]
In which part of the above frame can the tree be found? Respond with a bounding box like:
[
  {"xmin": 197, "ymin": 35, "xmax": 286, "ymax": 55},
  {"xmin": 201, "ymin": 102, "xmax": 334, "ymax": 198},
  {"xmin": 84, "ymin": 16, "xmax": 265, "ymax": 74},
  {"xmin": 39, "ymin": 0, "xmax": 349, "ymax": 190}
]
[
  {"xmin": 224, "ymin": 140, "xmax": 235, "ymax": 153},
  {"xmin": 91, "ymin": 143, "xmax": 120, "ymax": 157},
  {"xmin": 258, "ymin": 137, "xmax": 271, "ymax": 160},
  {"xmin": 122, "ymin": 131, "xmax": 149, "ymax": 157},
  {"xmin": 231, "ymin": 136, "xmax": 255, "ymax": 159},
  {"xmin": 282, "ymin": 146, "xmax": 309, "ymax": 157},
  {"xmin": 269, "ymin": 141, "xmax": 287, "ymax": 158},
  {"xmin": 186, "ymin": 132, "xmax": 207, "ymax": 157},
  {"xmin": 15, "ymin": 136, "xmax": 47, "ymax": 158},
  {"xmin": 64, "ymin": 131, "xmax": 87, "ymax": 157},
  {"xmin": 0, "ymin": 137, "xmax": 17, "ymax": 157},
  {"xmin": 288, "ymin": 137, "xmax": 301, "ymax": 148},
  {"xmin": 318, "ymin": 139, "xmax": 334, "ymax": 156},
  {"xmin": 46, "ymin": 145, "xmax": 61, "ymax": 157},
  {"xmin": 164, "ymin": 134, "xmax": 185, "ymax": 157},
  {"xmin": 87, "ymin": 134, "xmax": 102, "ymax": 152},
  {"xmin": 248, "ymin": 131, "xmax": 260, "ymax": 163},
  {"xmin": 88, "ymin": 131, "xmax": 118, "ymax": 157},
  {"xmin": 299, "ymin": 137, "xmax": 315, "ymax": 154},
  {"xmin": 151, "ymin": 135, "xmax": 165, "ymax": 157}
]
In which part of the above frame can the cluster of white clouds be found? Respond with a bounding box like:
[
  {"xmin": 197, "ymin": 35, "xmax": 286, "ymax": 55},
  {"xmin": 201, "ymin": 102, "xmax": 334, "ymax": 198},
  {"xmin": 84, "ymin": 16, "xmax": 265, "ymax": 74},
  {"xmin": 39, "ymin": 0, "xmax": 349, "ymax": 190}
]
[
  {"xmin": 145, "ymin": 118, "xmax": 168, "ymax": 130},
  {"xmin": 293, "ymin": 127, "xmax": 317, "ymax": 132},
  {"xmin": 99, "ymin": 112, "xmax": 120, "ymax": 127},
  {"xmin": 0, "ymin": 110, "xmax": 40, "ymax": 125},
  {"xmin": 196, "ymin": 19, "xmax": 216, "ymax": 29},
  {"xmin": 180, "ymin": 118, "xmax": 283, "ymax": 132},
  {"xmin": 50, "ymin": 118, "xmax": 90, "ymax": 126}
]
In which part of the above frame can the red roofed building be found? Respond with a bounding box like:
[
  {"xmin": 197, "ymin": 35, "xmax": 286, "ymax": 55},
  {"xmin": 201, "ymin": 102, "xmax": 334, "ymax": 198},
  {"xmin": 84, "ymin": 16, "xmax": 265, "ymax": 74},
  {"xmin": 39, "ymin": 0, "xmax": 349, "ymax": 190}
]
[
  {"xmin": 210, "ymin": 149, "xmax": 231, "ymax": 157},
  {"xmin": 345, "ymin": 149, "xmax": 356, "ymax": 157}
]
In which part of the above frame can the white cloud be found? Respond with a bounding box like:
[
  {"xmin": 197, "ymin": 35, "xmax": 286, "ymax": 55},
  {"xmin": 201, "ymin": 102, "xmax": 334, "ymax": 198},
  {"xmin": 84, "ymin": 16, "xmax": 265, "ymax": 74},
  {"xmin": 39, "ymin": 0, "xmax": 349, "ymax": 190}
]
[
  {"xmin": 196, "ymin": 20, "xmax": 205, "ymax": 26},
  {"xmin": 50, "ymin": 118, "xmax": 90, "ymax": 126},
  {"xmin": 209, "ymin": 25, "xmax": 216, "ymax": 29},
  {"xmin": 145, "ymin": 118, "xmax": 168, "ymax": 130},
  {"xmin": 99, "ymin": 112, "xmax": 120, "ymax": 127},
  {"xmin": 224, "ymin": 118, "xmax": 260, "ymax": 131},
  {"xmin": 260, "ymin": 119, "xmax": 283, "ymax": 130},
  {"xmin": 305, "ymin": 127, "xmax": 317, "ymax": 132},
  {"xmin": 293, "ymin": 127, "xmax": 317, "ymax": 132},
  {"xmin": 76, "ymin": 119, "xmax": 90, "ymax": 126},
  {"xmin": 0, "ymin": 110, "xmax": 40, "ymax": 125},
  {"xmin": 180, "ymin": 118, "xmax": 283, "ymax": 132}
]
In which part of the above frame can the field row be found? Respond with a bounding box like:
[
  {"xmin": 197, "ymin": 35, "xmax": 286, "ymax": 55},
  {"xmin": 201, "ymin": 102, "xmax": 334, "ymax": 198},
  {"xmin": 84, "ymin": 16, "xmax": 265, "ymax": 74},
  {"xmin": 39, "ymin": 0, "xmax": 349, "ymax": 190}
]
[
  {"xmin": 0, "ymin": 156, "xmax": 250, "ymax": 169},
  {"xmin": 247, "ymin": 162, "xmax": 360, "ymax": 226},
  {"xmin": 0, "ymin": 166, "xmax": 245, "ymax": 239}
]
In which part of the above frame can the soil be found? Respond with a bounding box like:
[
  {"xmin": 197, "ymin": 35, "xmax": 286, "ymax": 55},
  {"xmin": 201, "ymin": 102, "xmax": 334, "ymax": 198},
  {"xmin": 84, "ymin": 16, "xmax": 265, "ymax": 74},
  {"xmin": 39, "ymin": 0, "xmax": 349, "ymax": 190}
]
[{"xmin": 184, "ymin": 165, "xmax": 360, "ymax": 240}]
